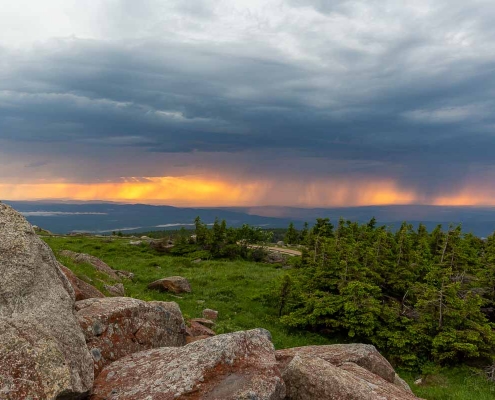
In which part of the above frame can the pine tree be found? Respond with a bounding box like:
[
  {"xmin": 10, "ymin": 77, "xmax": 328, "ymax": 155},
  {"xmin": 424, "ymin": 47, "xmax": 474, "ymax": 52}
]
[{"xmin": 285, "ymin": 222, "xmax": 299, "ymax": 245}]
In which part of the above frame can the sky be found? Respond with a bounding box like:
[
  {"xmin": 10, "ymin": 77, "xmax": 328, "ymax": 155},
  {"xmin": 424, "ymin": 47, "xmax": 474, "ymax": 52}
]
[{"xmin": 1, "ymin": 0, "xmax": 495, "ymax": 207}]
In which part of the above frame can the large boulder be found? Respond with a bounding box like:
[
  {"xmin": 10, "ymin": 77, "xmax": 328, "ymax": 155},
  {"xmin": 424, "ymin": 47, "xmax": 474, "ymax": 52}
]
[
  {"xmin": 91, "ymin": 329, "xmax": 286, "ymax": 400},
  {"xmin": 0, "ymin": 203, "xmax": 93, "ymax": 399},
  {"xmin": 282, "ymin": 355, "xmax": 421, "ymax": 400},
  {"xmin": 276, "ymin": 344, "xmax": 397, "ymax": 384},
  {"xmin": 60, "ymin": 250, "xmax": 121, "ymax": 281},
  {"xmin": 59, "ymin": 263, "xmax": 105, "ymax": 301},
  {"xmin": 148, "ymin": 276, "xmax": 192, "ymax": 294},
  {"xmin": 76, "ymin": 297, "xmax": 186, "ymax": 376}
]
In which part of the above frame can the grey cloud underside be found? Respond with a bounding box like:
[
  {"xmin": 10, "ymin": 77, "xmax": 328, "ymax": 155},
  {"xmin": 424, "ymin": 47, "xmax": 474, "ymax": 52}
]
[{"xmin": 1, "ymin": 0, "xmax": 495, "ymax": 193}]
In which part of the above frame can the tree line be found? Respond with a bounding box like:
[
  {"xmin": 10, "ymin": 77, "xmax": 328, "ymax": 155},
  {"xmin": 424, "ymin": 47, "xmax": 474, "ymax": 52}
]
[
  {"xmin": 169, "ymin": 217, "xmax": 273, "ymax": 261},
  {"xmin": 273, "ymin": 218, "xmax": 495, "ymax": 370}
]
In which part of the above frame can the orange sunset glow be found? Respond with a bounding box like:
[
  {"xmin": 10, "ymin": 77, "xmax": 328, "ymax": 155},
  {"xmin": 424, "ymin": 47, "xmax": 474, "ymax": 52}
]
[{"xmin": 1, "ymin": 176, "xmax": 494, "ymax": 207}]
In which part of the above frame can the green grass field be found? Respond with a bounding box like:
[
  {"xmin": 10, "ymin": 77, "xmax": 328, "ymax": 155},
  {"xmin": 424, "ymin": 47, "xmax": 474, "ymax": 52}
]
[{"xmin": 43, "ymin": 235, "xmax": 495, "ymax": 400}]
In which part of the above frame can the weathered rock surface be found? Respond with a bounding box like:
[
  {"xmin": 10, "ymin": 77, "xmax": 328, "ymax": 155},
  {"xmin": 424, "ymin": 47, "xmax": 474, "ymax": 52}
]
[
  {"xmin": 340, "ymin": 362, "xmax": 421, "ymax": 399},
  {"xmin": 277, "ymin": 343, "xmax": 419, "ymax": 399},
  {"xmin": 103, "ymin": 283, "xmax": 125, "ymax": 296},
  {"xmin": 91, "ymin": 329, "xmax": 286, "ymax": 400},
  {"xmin": 186, "ymin": 334, "xmax": 211, "ymax": 344},
  {"xmin": 203, "ymin": 308, "xmax": 219, "ymax": 320},
  {"xmin": 190, "ymin": 317, "xmax": 215, "ymax": 328},
  {"xmin": 187, "ymin": 320, "xmax": 216, "ymax": 338},
  {"xmin": 59, "ymin": 263, "xmax": 105, "ymax": 301},
  {"xmin": 76, "ymin": 297, "xmax": 186, "ymax": 376},
  {"xmin": 148, "ymin": 300, "xmax": 184, "ymax": 321},
  {"xmin": 60, "ymin": 250, "xmax": 121, "ymax": 281},
  {"xmin": 148, "ymin": 275, "xmax": 192, "ymax": 293},
  {"xmin": 394, "ymin": 372, "xmax": 414, "ymax": 394},
  {"xmin": 0, "ymin": 203, "xmax": 93, "ymax": 399},
  {"xmin": 276, "ymin": 343, "xmax": 397, "ymax": 384},
  {"xmin": 283, "ymin": 355, "xmax": 420, "ymax": 400},
  {"xmin": 283, "ymin": 355, "xmax": 374, "ymax": 400}
]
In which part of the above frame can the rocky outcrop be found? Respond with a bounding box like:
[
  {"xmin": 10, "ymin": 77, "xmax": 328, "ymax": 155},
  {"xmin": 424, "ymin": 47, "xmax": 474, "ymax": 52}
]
[
  {"xmin": 277, "ymin": 344, "xmax": 420, "ymax": 400},
  {"xmin": 91, "ymin": 329, "xmax": 286, "ymax": 400},
  {"xmin": 283, "ymin": 355, "xmax": 372, "ymax": 400},
  {"xmin": 282, "ymin": 354, "xmax": 420, "ymax": 400},
  {"xmin": 148, "ymin": 276, "xmax": 192, "ymax": 294},
  {"xmin": 59, "ymin": 263, "xmax": 105, "ymax": 301},
  {"xmin": 75, "ymin": 297, "xmax": 186, "ymax": 376},
  {"xmin": 60, "ymin": 250, "xmax": 121, "ymax": 281},
  {"xmin": 276, "ymin": 343, "xmax": 397, "ymax": 384},
  {"xmin": 0, "ymin": 203, "xmax": 93, "ymax": 399}
]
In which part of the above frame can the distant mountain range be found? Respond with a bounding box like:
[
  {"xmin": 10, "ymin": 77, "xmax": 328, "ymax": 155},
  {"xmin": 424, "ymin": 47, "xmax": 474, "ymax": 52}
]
[
  {"xmin": 3, "ymin": 201, "xmax": 495, "ymax": 237},
  {"xmin": 2, "ymin": 201, "xmax": 292, "ymax": 234}
]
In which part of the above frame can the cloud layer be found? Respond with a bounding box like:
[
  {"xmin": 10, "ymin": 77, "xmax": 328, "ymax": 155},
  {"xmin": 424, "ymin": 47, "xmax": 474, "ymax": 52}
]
[{"xmin": 1, "ymin": 0, "xmax": 495, "ymax": 205}]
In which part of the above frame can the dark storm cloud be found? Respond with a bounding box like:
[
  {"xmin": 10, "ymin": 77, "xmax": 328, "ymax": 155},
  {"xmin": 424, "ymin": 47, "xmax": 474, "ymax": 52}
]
[{"xmin": 1, "ymin": 0, "xmax": 495, "ymax": 196}]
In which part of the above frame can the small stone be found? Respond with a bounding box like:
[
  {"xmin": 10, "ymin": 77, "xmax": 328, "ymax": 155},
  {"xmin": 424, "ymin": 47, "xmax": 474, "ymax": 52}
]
[
  {"xmin": 190, "ymin": 318, "xmax": 215, "ymax": 328},
  {"xmin": 186, "ymin": 321, "xmax": 215, "ymax": 338},
  {"xmin": 202, "ymin": 309, "xmax": 218, "ymax": 320},
  {"xmin": 148, "ymin": 276, "xmax": 191, "ymax": 294},
  {"xmin": 116, "ymin": 270, "xmax": 134, "ymax": 280}
]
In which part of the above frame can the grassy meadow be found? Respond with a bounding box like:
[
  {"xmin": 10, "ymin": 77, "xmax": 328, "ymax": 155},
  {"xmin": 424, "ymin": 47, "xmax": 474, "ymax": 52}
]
[{"xmin": 42, "ymin": 235, "xmax": 495, "ymax": 400}]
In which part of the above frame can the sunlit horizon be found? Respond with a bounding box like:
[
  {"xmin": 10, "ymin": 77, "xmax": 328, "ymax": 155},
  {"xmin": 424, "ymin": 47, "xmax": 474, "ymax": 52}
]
[{"xmin": 2, "ymin": 176, "xmax": 495, "ymax": 208}]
